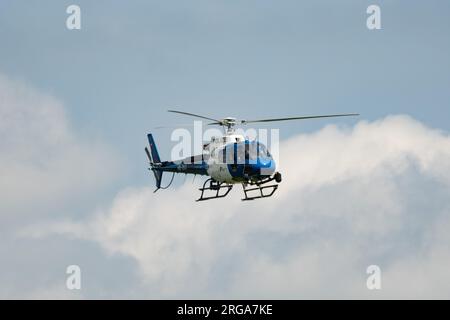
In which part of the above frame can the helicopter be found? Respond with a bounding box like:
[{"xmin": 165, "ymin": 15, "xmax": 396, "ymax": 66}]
[{"xmin": 145, "ymin": 110, "xmax": 359, "ymax": 201}]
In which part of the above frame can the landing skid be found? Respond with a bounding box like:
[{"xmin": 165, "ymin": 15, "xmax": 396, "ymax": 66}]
[
  {"xmin": 196, "ymin": 173, "xmax": 282, "ymax": 202},
  {"xmin": 241, "ymin": 172, "xmax": 282, "ymax": 201},
  {"xmin": 197, "ymin": 178, "xmax": 233, "ymax": 202},
  {"xmin": 241, "ymin": 183, "xmax": 278, "ymax": 201}
]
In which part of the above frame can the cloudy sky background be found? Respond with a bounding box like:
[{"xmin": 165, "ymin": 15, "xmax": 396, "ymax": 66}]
[{"xmin": 1, "ymin": 0, "xmax": 450, "ymax": 298}]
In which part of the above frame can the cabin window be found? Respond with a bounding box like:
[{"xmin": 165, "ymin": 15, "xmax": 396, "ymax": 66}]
[
  {"xmin": 236, "ymin": 144, "xmax": 245, "ymax": 164},
  {"xmin": 226, "ymin": 146, "xmax": 235, "ymax": 164},
  {"xmin": 218, "ymin": 149, "xmax": 227, "ymax": 164}
]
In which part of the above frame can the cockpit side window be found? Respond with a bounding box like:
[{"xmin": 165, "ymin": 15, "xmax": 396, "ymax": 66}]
[
  {"xmin": 257, "ymin": 143, "xmax": 271, "ymax": 158},
  {"xmin": 233, "ymin": 142, "xmax": 272, "ymax": 164}
]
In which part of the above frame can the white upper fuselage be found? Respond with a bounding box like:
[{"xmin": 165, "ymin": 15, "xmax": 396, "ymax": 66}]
[{"xmin": 205, "ymin": 134, "xmax": 244, "ymax": 183}]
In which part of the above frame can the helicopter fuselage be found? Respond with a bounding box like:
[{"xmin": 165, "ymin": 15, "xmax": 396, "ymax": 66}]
[
  {"xmin": 146, "ymin": 109, "xmax": 358, "ymax": 200},
  {"xmin": 205, "ymin": 134, "xmax": 276, "ymax": 184}
]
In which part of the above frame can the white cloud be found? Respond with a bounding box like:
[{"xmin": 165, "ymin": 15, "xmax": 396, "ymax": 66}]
[
  {"xmin": 32, "ymin": 115, "xmax": 450, "ymax": 298},
  {"xmin": 0, "ymin": 73, "xmax": 126, "ymax": 299},
  {"xmin": 0, "ymin": 74, "xmax": 121, "ymax": 220}
]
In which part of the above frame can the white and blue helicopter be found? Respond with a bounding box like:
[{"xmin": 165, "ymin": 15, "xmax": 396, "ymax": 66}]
[{"xmin": 145, "ymin": 110, "xmax": 358, "ymax": 201}]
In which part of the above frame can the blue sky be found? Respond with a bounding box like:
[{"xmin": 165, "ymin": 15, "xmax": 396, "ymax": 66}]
[
  {"xmin": 1, "ymin": 1, "xmax": 450, "ymax": 298},
  {"xmin": 1, "ymin": 0, "xmax": 450, "ymax": 188}
]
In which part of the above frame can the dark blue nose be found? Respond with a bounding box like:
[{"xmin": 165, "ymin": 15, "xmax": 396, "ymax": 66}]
[
  {"xmin": 246, "ymin": 157, "xmax": 276, "ymax": 177},
  {"xmin": 259, "ymin": 157, "xmax": 276, "ymax": 176}
]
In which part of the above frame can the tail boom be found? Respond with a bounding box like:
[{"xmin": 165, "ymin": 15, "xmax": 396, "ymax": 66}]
[{"xmin": 146, "ymin": 133, "xmax": 208, "ymax": 192}]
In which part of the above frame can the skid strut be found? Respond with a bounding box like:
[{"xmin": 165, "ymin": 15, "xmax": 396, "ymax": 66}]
[
  {"xmin": 241, "ymin": 183, "xmax": 278, "ymax": 201},
  {"xmin": 241, "ymin": 172, "xmax": 281, "ymax": 201},
  {"xmin": 197, "ymin": 178, "xmax": 233, "ymax": 202}
]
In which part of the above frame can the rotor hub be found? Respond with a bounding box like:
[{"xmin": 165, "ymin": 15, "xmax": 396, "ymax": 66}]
[{"xmin": 221, "ymin": 117, "xmax": 237, "ymax": 127}]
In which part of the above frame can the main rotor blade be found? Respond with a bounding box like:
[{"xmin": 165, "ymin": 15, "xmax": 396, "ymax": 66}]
[
  {"xmin": 241, "ymin": 113, "xmax": 359, "ymax": 124},
  {"xmin": 168, "ymin": 110, "xmax": 221, "ymax": 123},
  {"xmin": 154, "ymin": 123, "xmax": 197, "ymax": 129}
]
